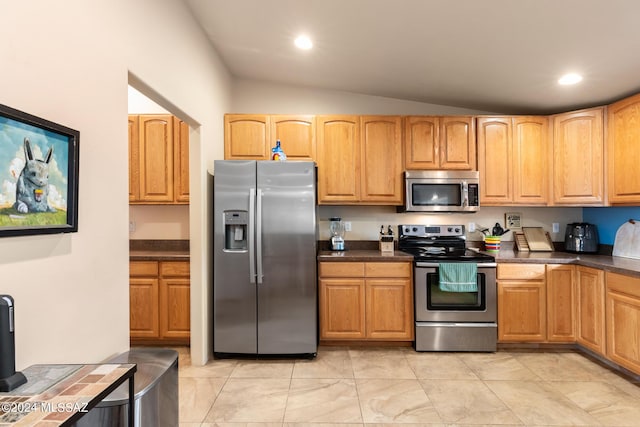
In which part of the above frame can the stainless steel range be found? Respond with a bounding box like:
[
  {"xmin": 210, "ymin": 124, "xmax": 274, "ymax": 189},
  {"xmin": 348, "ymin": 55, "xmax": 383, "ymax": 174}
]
[{"xmin": 398, "ymin": 224, "xmax": 497, "ymax": 352}]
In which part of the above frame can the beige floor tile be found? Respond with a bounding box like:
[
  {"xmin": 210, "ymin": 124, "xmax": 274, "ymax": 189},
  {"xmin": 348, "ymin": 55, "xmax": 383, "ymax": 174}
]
[
  {"xmin": 179, "ymin": 376, "xmax": 227, "ymax": 423},
  {"xmin": 292, "ymin": 347, "xmax": 354, "ymax": 378},
  {"xmin": 180, "ymin": 359, "xmax": 239, "ymax": 378},
  {"xmin": 458, "ymin": 352, "xmax": 541, "ymax": 381},
  {"xmin": 514, "ymin": 351, "xmax": 611, "ymax": 382},
  {"xmin": 205, "ymin": 378, "xmax": 290, "ymax": 423},
  {"xmin": 405, "ymin": 352, "xmax": 479, "ymax": 380},
  {"xmin": 284, "ymin": 424, "xmax": 363, "ymax": 427},
  {"xmin": 349, "ymin": 348, "xmax": 416, "ymax": 379},
  {"xmin": 230, "ymin": 360, "xmax": 294, "ymax": 378},
  {"xmin": 201, "ymin": 423, "xmax": 283, "ymax": 427},
  {"xmin": 357, "ymin": 378, "xmax": 442, "ymax": 423},
  {"xmin": 486, "ymin": 380, "xmax": 601, "ymax": 425},
  {"xmin": 284, "ymin": 378, "xmax": 362, "ymax": 423},
  {"xmin": 420, "ymin": 379, "xmax": 522, "ymax": 425},
  {"xmin": 548, "ymin": 380, "xmax": 640, "ymax": 426}
]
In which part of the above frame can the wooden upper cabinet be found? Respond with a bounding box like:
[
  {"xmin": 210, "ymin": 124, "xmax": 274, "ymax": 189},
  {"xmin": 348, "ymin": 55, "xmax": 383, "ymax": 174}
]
[
  {"xmin": 477, "ymin": 117, "xmax": 512, "ymax": 204},
  {"xmin": 224, "ymin": 114, "xmax": 270, "ymax": 160},
  {"xmin": 173, "ymin": 117, "xmax": 190, "ymax": 204},
  {"xmin": 404, "ymin": 116, "xmax": 475, "ymax": 170},
  {"xmin": 512, "ymin": 116, "xmax": 548, "ymax": 204},
  {"xmin": 270, "ymin": 115, "xmax": 316, "ymax": 161},
  {"xmin": 360, "ymin": 116, "xmax": 403, "ymax": 204},
  {"xmin": 551, "ymin": 108, "xmax": 604, "ymax": 205},
  {"xmin": 138, "ymin": 115, "xmax": 174, "ymax": 203},
  {"xmin": 607, "ymin": 93, "xmax": 640, "ymax": 204},
  {"xmin": 477, "ymin": 116, "xmax": 548, "ymax": 205},
  {"xmin": 128, "ymin": 115, "xmax": 140, "ymax": 202},
  {"xmin": 440, "ymin": 116, "xmax": 476, "ymax": 169},
  {"xmin": 316, "ymin": 115, "xmax": 361, "ymax": 203}
]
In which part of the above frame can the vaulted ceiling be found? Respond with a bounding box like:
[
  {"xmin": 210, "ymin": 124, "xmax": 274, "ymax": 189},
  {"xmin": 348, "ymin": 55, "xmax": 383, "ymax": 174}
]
[{"xmin": 185, "ymin": 0, "xmax": 640, "ymax": 114}]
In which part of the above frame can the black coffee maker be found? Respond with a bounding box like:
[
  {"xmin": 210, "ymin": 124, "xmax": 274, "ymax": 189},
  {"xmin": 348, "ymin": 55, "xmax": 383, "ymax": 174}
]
[{"xmin": 0, "ymin": 295, "xmax": 27, "ymax": 391}]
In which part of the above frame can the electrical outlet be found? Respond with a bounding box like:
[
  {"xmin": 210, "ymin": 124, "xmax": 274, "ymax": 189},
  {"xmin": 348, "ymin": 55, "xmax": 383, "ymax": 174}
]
[
  {"xmin": 344, "ymin": 221, "xmax": 352, "ymax": 232},
  {"xmin": 468, "ymin": 222, "xmax": 476, "ymax": 232},
  {"xmin": 552, "ymin": 222, "xmax": 560, "ymax": 233},
  {"xmin": 129, "ymin": 221, "xmax": 136, "ymax": 232}
]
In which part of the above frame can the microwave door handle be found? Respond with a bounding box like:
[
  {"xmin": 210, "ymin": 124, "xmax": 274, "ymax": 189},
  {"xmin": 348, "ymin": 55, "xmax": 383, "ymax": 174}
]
[{"xmin": 462, "ymin": 182, "xmax": 469, "ymax": 207}]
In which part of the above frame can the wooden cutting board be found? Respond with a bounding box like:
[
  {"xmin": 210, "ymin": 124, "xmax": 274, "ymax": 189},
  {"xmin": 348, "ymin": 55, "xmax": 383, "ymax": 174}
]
[
  {"xmin": 522, "ymin": 227, "xmax": 554, "ymax": 251},
  {"xmin": 613, "ymin": 220, "xmax": 640, "ymax": 260}
]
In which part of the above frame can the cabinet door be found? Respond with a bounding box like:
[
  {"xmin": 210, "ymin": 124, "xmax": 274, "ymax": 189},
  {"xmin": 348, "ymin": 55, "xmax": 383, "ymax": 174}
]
[
  {"xmin": 316, "ymin": 115, "xmax": 361, "ymax": 203},
  {"xmin": 173, "ymin": 117, "xmax": 190, "ymax": 204},
  {"xmin": 552, "ymin": 108, "xmax": 604, "ymax": 205},
  {"xmin": 546, "ymin": 265, "xmax": 576, "ymax": 342},
  {"xmin": 404, "ymin": 116, "xmax": 439, "ymax": 169},
  {"xmin": 130, "ymin": 277, "xmax": 159, "ymax": 339},
  {"xmin": 137, "ymin": 115, "xmax": 174, "ymax": 203},
  {"xmin": 271, "ymin": 115, "xmax": 316, "ymax": 161},
  {"xmin": 498, "ymin": 280, "xmax": 546, "ymax": 342},
  {"xmin": 224, "ymin": 114, "xmax": 270, "ymax": 160},
  {"xmin": 128, "ymin": 115, "xmax": 140, "ymax": 202},
  {"xmin": 606, "ymin": 272, "xmax": 640, "ymax": 374},
  {"xmin": 159, "ymin": 277, "xmax": 190, "ymax": 341},
  {"xmin": 360, "ymin": 116, "xmax": 403, "ymax": 204},
  {"xmin": 477, "ymin": 117, "xmax": 512, "ymax": 204},
  {"xmin": 576, "ymin": 266, "xmax": 605, "ymax": 355},
  {"xmin": 319, "ymin": 278, "xmax": 366, "ymax": 339},
  {"xmin": 607, "ymin": 93, "xmax": 640, "ymax": 204},
  {"xmin": 440, "ymin": 116, "xmax": 476, "ymax": 170},
  {"xmin": 512, "ymin": 116, "xmax": 548, "ymax": 205},
  {"xmin": 365, "ymin": 278, "xmax": 413, "ymax": 340}
]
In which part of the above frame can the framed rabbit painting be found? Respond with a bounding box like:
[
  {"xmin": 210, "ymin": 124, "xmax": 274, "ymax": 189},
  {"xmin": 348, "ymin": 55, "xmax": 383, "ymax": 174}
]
[{"xmin": 0, "ymin": 104, "xmax": 79, "ymax": 237}]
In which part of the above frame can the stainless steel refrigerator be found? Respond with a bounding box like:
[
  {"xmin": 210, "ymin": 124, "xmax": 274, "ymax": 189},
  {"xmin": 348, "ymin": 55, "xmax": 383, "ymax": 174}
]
[{"xmin": 213, "ymin": 160, "xmax": 318, "ymax": 357}]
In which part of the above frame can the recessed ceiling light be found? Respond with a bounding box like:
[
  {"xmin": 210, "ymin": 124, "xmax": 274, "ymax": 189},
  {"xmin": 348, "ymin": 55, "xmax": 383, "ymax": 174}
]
[
  {"xmin": 294, "ymin": 35, "xmax": 313, "ymax": 50},
  {"xmin": 558, "ymin": 73, "xmax": 583, "ymax": 85}
]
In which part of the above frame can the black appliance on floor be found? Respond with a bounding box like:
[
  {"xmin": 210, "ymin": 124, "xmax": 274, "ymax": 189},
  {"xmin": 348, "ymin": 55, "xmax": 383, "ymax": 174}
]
[{"xmin": 0, "ymin": 295, "xmax": 27, "ymax": 391}]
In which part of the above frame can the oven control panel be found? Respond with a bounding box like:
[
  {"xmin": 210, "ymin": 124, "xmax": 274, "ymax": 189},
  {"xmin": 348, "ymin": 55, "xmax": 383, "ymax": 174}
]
[{"xmin": 399, "ymin": 224, "xmax": 465, "ymax": 238}]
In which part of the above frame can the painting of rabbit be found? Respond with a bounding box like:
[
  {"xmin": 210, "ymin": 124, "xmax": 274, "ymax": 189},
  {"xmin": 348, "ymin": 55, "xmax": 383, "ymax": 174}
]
[
  {"xmin": 0, "ymin": 102, "xmax": 79, "ymax": 237},
  {"xmin": 14, "ymin": 138, "xmax": 56, "ymax": 213}
]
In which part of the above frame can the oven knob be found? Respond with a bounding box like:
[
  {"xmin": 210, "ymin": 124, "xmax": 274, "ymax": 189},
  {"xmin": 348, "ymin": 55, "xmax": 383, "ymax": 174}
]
[
  {"xmin": 447, "ymin": 227, "xmax": 453, "ymax": 232},
  {"xmin": 412, "ymin": 227, "xmax": 418, "ymax": 232},
  {"xmin": 455, "ymin": 227, "xmax": 460, "ymax": 233}
]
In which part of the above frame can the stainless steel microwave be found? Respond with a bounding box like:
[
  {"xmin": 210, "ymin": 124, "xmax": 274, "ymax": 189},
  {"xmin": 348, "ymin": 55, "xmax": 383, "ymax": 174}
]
[{"xmin": 404, "ymin": 170, "xmax": 480, "ymax": 212}]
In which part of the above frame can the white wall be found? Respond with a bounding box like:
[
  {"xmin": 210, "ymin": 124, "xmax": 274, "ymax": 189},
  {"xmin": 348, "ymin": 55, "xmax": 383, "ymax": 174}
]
[{"xmin": 0, "ymin": 0, "xmax": 231, "ymax": 368}]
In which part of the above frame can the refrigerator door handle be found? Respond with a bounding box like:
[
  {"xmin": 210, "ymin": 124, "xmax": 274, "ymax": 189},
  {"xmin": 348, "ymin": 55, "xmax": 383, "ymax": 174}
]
[
  {"xmin": 248, "ymin": 188, "xmax": 256, "ymax": 284},
  {"xmin": 256, "ymin": 189, "xmax": 264, "ymax": 284}
]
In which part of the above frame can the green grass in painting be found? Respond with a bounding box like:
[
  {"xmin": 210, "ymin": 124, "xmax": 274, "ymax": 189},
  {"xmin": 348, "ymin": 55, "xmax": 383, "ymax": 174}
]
[{"xmin": 0, "ymin": 207, "xmax": 67, "ymax": 227}]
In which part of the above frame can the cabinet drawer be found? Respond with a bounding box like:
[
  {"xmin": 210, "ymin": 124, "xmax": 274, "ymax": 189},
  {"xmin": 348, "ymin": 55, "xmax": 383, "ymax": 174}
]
[
  {"xmin": 319, "ymin": 262, "xmax": 365, "ymax": 278},
  {"xmin": 160, "ymin": 261, "xmax": 190, "ymax": 277},
  {"xmin": 498, "ymin": 264, "xmax": 545, "ymax": 280},
  {"xmin": 365, "ymin": 262, "xmax": 411, "ymax": 278},
  {"xmin": 606, "ymin": 272, "xmax": 640, "ymax": 298},
  {"xmin": 130, "ymin": 261, "xmax": 158, "ymax": 277}
]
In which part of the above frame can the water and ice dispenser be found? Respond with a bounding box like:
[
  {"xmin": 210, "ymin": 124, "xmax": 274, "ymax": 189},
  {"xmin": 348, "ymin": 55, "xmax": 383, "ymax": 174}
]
[{"xmin": 223, "ymin": 210, "xmax": 248, "ymax": 251}]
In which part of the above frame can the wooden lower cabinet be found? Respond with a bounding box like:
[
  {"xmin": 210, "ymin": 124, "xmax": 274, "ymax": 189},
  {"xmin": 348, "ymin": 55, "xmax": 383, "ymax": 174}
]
[
  {"xmin": 130, "ymin": 260, "xmax": 190, "ymax": 344},
  {"xmin": 606, "ymin": 272, "xmax": 640, "ymax": 374},
  {"xmin": 546, "ymin": 265, "xmax": 576, "ymax": 342},
  {"xmin": 497, "ymin": 264, "xmax": 546, "ymax": 342},
  {"xmin": 319, "ymin": 261, "xmax": 413, "ymax": 341},
  {"xmin": 576, "ymin": 266, "xmax": 605, "ymax": 355}
]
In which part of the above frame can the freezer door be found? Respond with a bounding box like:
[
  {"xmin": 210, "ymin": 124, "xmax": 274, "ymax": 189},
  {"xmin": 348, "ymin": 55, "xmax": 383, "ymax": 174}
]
[
  {"xmin": 256, "ymin": 161, "xmax": 318, "ymax": 355},
  {"xmin": 213, "ymin": 160, "xmax": 258, "ymax": 354}
]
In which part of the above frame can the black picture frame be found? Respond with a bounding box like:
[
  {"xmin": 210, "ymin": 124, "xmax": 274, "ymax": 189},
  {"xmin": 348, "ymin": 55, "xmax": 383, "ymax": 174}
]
[{"xmin": 0, "ymin": 103, "xmax": 79, "ymax": 237}]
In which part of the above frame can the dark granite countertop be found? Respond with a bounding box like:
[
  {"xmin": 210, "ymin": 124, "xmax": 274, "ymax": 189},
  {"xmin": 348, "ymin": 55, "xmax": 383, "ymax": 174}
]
[
  {"xmin": 317, "ymin": 249, "xmax": 414, "ymax": 262},
  {"xmin": 129, "ymin": 240, "xmax": 189, "ymax": 261}
]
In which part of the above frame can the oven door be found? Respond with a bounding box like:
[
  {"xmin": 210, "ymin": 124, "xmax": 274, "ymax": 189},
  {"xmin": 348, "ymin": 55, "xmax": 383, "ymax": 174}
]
[{"xmin": 414, "ymin": 262, "xmax": 496, "ymax": 323}]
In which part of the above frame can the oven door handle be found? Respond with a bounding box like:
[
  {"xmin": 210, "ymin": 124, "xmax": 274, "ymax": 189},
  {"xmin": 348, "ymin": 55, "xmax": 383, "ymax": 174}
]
[{"xmin": 415, "ymin": 262, "xmax": 497, "ymax": 268}]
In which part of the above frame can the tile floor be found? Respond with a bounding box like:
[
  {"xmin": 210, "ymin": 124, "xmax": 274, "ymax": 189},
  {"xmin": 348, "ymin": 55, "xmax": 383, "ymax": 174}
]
[{"xmin": 177, "ymin": 346, "xmax": 640, "ymax": 426}]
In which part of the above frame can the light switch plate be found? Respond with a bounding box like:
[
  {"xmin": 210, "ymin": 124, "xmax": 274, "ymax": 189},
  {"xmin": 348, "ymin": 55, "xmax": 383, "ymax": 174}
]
[{"xmin": 505, "ymin": 212, "xmax": 522, "ymax": 229}]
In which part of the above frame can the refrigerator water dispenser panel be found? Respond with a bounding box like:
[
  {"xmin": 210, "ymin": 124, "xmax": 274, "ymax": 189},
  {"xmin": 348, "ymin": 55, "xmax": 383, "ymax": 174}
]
[{"xmin": 224, "ymin": 210, "xmax": 248, "ymax": 251}]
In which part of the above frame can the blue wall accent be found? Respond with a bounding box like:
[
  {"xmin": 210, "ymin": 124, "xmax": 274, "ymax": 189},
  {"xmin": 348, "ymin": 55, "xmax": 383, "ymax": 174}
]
[{"xmin": 583, "ymin": 207, "xmax": 640, "ymax": 245}]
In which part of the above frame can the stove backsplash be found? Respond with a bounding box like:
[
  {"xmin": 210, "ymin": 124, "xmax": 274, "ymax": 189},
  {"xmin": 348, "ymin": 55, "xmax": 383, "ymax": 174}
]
[{"xmin": 319, "ymin": 205, "xmax": 582, "ymax": 243}]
